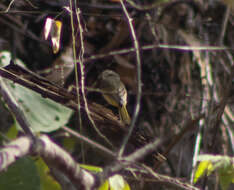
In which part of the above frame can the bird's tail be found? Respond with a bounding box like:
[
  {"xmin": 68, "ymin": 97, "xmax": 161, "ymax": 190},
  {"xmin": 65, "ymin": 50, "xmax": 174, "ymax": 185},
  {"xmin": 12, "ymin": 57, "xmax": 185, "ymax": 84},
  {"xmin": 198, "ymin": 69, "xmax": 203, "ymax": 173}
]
[{"xmin": 119, "ymin": 105, "xmax": 131, "ymax": 125}]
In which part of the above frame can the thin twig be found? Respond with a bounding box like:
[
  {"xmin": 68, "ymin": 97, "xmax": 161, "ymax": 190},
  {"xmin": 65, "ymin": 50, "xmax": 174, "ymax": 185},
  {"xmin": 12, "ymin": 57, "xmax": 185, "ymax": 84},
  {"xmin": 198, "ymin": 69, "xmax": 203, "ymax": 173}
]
[
  {"xmin": 118, "ymin": 0, "xmax": 142, "ymax": 157},
  {"xmin": 190, "ymin": 50, "xmax": 209, "ymax": 183},
  {"xmin": 142, "ymin": 165, "xmax": 200, "ymax": 190},
  {"xmin": 219, "ymin": 6, "xmax": 230, "ymax": 45},
  {"xmin": 75, "ymin": 6, "xmax": 113, "ymax": 148},
  {"xmin": 3, "ymin": 0, "xmax": 15, "ymax": 12},
  {"xmin": 75, "ymin": 4, "xmax": 86, "ymax": 162},
  {"xmin": 69, "ymin": 0, "xmax": 84, "ymax": 161},
  {"xmin": 62, "ymin": 126, "xmax": 116, "ymax": 159},
  {"xmin": 102, "ymin": 138, "xmax": 162, "ymax": 180},
  {"xmin": 124, "ymin": 139, "xmax": 161, "ymax": 162},
  {"xmin": 84, "ymin": 44, "xmax": 230, "ymax": 63}
]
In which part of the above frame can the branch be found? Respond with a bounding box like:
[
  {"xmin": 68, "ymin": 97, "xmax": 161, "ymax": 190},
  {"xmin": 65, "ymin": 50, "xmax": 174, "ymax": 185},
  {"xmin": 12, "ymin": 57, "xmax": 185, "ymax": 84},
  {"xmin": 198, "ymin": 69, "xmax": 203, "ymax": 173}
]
[
  {"xmin": 118, "ymin": 0, "xmax": 142, "ymax": 157},
  {"xmin": 0, "ymin": 135, "xmax": 97, "ymax": 190},
  {"xmin": 0, "ymin": 62, "xmax": 35, "ymax": 138}
]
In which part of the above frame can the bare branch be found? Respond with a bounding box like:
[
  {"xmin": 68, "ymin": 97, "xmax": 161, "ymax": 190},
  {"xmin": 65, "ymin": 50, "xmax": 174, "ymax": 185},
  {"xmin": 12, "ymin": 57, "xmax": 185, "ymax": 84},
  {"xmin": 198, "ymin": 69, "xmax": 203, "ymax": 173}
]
[{"xmin": 118, "ymin": 0, "xmax": 142, "ymax": 158}]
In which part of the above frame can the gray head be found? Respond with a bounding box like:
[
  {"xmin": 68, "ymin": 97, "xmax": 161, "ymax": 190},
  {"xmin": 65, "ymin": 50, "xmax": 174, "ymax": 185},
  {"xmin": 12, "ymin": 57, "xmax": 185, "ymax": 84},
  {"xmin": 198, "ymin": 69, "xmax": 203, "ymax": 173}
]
[{"xmin": 99, "ymin": 70, "xmax": 120, "ymax": 81}]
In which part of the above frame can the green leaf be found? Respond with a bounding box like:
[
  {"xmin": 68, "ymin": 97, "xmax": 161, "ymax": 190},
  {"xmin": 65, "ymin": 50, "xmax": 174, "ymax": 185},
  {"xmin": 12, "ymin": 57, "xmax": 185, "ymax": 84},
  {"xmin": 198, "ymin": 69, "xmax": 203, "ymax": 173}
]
[
  {"xmin": 98, "ymin": 175, "xmax": 130, "ymax": 190},
  {"xmin": 218, "ymin": 163, "xmax": 234, "ymax": 190},
  {"xmin": 109, "ymin": 175, "xmax": 130, "ymax": 190},
  {"xmin": 12, "ymin": 84, "xmax": 73, "ymax": 132},
  {"xmin": 98, "ymin": 179, "xmax": 109, "ymax": 190},
  {"xmin": 35, "ymin": 157, "xmax": 61, "ymax": 190},
  {"xmin": 63, "ymin": 136, "xmax": 77, "ymax": 153},
  {"xmin": 194, "ymin": 154, "xmax": 234, "ymax": 189},
  {"xmin": 0, "ymin": 51, "xmax": 73, "ymax": 133},
  {"xmin": 6, "ymin": 124, "xmax": 18, "ymax": 140},
  {"xmin": 0, "ymin": 156, "xmax": 40, "ymax": 190},
  {"xmin": 80, "ymin": 164, "xmax": 103, "ymax": 173},
  {"xmin": 194, "ymin": 161, "xmax": 214, "ymax": 183}
]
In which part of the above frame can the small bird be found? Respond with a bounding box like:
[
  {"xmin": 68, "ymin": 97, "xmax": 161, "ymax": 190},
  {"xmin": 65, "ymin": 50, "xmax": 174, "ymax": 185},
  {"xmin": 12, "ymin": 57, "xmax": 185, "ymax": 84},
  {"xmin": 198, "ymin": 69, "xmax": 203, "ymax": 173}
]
[{"xmin": 98, "ymin": 70, "xmax": 131, "ymax": 125}]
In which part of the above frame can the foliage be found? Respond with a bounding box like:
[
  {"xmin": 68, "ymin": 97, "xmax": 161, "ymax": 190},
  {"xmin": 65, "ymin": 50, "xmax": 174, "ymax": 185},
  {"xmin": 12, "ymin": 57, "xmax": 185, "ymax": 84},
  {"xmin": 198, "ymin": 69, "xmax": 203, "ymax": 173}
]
[
  {"xmin": 0, "ymin": 51, "xmax": 73, "ymax": 133},
  {"xmin": 98, "ymin": 174, "xmax": 130, "ymax": 190},
  {"xmin": 0, "ymin": 157, "xmax": 40, "ymax": 190},
  {"xmin": 194, "ymin": 154, "xmax": 234, "ymax": 190}
]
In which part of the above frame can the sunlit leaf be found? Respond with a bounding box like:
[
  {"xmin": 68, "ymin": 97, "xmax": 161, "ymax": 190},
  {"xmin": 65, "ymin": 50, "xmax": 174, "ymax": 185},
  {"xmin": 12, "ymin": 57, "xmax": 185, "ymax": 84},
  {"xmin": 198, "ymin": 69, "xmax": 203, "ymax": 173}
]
[
  {"xmin": 80, "ymin": 164, "xmax": 103, "ymax": 173},
  {"xmin": 194, "ymin": 154, "xmax": 234, "ymax": 190},
  {"xmin": 98, "ymin": 179, "xmax": 109, "ymax": 190},
  {"xmin": 98, "ymin": 175, "xmax": 130, "ymax": 190},
  {"xmin": 44, "ymin": 18, "xmax": 62, "ymax": 54},
  {"xmin": 109, "ymin": 175, "xmax": 130, "ymax": 190},
  {"xmin": 44, "ymin": 18, "xmax": 53, "ymax": 40},
  {"xmin": 194, "ymin": 161, "xmax": 214, "ymax": 183}
]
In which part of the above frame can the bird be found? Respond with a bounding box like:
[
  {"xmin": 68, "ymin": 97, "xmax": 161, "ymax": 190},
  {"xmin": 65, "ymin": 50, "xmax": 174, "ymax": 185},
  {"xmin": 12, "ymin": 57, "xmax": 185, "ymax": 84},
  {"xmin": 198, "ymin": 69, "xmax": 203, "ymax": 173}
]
[{"xmin": 98, "ymin": 70, "xmax": 131, "ymax": 125}]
